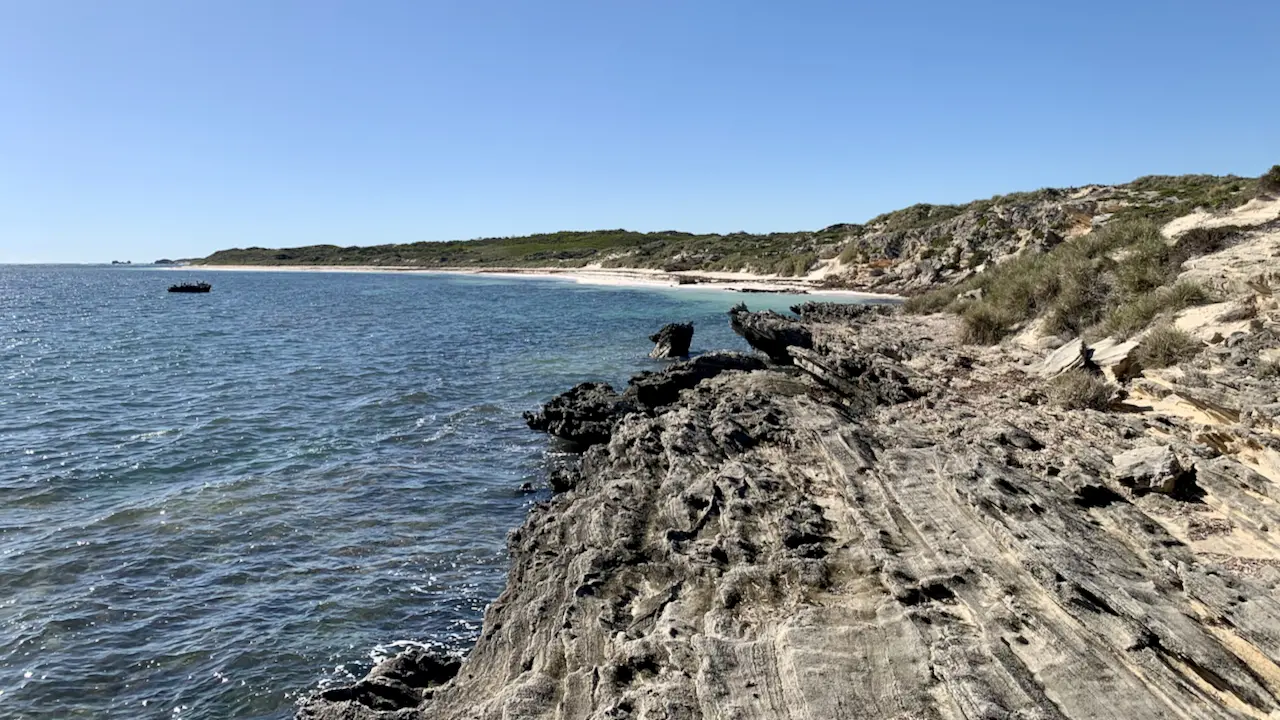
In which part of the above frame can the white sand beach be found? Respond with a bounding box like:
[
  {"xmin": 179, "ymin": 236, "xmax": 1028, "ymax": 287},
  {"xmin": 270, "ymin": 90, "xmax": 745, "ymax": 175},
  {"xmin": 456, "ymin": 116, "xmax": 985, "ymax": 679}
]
[{"xmin": 174, "ymin": 264, "xmax": 903, "ymax": 301}]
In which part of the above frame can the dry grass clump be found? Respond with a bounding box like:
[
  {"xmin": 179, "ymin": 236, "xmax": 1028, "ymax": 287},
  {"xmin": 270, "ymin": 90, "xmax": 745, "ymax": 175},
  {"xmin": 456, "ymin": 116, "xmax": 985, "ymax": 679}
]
[
  {"xmin": 1135, "ymin": 325, "xmax": 1201, "ymax": 369},
  {"xmin": 1049, "ymin": 369, "xmax": 1113, "ymax": 410},
  {"xmin": 960, "ymin": 303, "xmax": 1018, "ymax": 344}
]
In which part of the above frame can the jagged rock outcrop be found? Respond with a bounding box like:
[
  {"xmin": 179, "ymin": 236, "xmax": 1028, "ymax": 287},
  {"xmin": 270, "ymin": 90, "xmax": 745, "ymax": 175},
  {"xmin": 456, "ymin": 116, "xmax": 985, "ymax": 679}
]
[
  {"xmin": 522, "ymin": 381, "xmax": 632, "ymax": 447},
  {"xmin": 728, "ymin": 303, "xmax": 812, "ymax": 364},
  {"xmin": 523, "ymin": 352, "xmax": 765, "ymax": 449},
  {"xmin": 301, "ymin": 648, "xmax": 459, "ymax": 718},
  {"xmin": 790, "ymin": 300, "xmax": 895, "ymax": 324},
  {"xmin": 649, "ymin": 322, "xmax": 694, "ymax": 359},
  {"xmin": 625, "ymin": 351, "xmax": 764, "ymax": 410},
  {"xmin": 302, "ymin": 302, "xmax": 1280, "ymax": 720}
]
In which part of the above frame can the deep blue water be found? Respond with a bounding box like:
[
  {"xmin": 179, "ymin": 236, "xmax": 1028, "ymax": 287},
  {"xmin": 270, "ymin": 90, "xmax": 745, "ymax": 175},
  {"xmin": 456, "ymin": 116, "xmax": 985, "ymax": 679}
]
[{"xmin": 0, "ymin": 266, "xmax": 863, "ymax": 719}]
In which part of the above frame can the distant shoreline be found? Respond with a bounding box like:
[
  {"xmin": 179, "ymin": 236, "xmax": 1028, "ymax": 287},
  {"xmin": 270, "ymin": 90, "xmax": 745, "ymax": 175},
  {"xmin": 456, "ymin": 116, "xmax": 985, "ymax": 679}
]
[{"xmin": 176, "ymin": 264, "xmax": 903, "ymax": 301}]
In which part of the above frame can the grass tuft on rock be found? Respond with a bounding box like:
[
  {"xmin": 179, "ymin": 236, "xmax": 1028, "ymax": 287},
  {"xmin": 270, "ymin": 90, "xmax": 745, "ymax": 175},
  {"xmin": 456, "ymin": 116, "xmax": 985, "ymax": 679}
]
[
  {"xmin": 1134, "ymin": 325, "xmax": 1201, "ymax": 369},
  {"xmin": 1049, "ymin": 370, "xmax": 1113, "ymax": 411}
]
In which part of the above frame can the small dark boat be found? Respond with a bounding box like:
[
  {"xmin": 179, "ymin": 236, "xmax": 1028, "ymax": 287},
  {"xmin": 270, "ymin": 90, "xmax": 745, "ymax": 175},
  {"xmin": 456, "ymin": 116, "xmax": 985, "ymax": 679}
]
[{"xmin": 168, "ymin": 281, "xmax": 211, "ymax": 293}]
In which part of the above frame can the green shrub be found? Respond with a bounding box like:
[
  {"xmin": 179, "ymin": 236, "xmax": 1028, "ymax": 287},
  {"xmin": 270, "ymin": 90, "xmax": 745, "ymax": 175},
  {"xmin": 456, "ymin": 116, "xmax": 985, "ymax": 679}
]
[
  {"xmin": 839, "ymin": 242, "xmax": 865, "ymax": 264},
  {"xmin": 1135, "ymin": 325, "xmax": 1200, "ymax": 368},
  {"xmin": 1259, "ymin": 165, "xmax": 1280, "ymax": 196},
  {"xmin": 1049, "ymin": 369, "xmax": 1113, "ymax": 410},
  {"xmin": 1102, "ymin": 281, "xmax": 1209, "ymax": 338},
  {"xmin": 960, "ymin": 302, "xmax": 1018, "ymax": 344},
  {"xmin": 1173, "ymin": 225, "xmax": 1241, "ymax": 259},
  {"xmin": 1044, "ymin": 258, "xmax": 1113, "ymax": 335},
  {"xmin": 792, "ymin": 252, "xmax": 818, "ymax": 276},
  {"xmin": 1118, "ymin": 174, "xmax": 1257, "ymax": 223},
  {"xmin": 904, "ymin": 286, "xmax": 961, "ymax": 314}
]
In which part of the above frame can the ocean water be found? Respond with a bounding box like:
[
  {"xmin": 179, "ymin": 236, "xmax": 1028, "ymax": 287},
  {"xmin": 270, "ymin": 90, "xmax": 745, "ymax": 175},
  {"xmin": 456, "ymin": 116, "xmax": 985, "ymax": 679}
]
[{"xmin": 0, "ymin": 266, "xmax": 873, "ymax": 719}]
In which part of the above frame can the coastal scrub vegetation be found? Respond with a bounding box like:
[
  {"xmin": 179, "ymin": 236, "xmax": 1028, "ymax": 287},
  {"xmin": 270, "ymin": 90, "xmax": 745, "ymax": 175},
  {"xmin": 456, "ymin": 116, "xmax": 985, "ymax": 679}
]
[
  {"xmin": 1259, "ymin": 165, "xmax": 1280, "ymax": 197},
  {"xmin": 1109, "ymin": 174, "xmax": 1257, "ymax": 224},
  {"xmin": 1048, "ymin": 370, "xmax": 1113, "ymax": 411},
  {"xmin": 1134, "ymin": 326, "xmax": 1201, "ymax": 369},
  {"xmin": 195, "ymin": 170, "xmax": 1261, "ymax": 287},
  {"xmin": 908, "ymin": 216, "xmax": 1239, "ymax": 344},
  {"xmin": 198, "ymin": 227, "xmax": 856, "ymax": 276}
]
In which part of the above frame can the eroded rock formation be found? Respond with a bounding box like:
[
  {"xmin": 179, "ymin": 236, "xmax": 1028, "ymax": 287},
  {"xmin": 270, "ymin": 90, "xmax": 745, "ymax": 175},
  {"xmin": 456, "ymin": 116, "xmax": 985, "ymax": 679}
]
[
  {"xmin": 728, "ymin": 303, "xmax": 812, "ymax": 364},
  {"xmin": 649, "ymin": 322, "xmax": 694, "ymax": 359},
  {"xmin": 302, "ymin": 298, "xmax": 1280, "ymax": 720}
]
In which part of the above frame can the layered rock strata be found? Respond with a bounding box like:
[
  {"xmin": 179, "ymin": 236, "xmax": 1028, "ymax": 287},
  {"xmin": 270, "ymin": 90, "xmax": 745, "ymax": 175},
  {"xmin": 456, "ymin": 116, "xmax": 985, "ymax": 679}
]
[{"xmin": 302, "ymin": 300, "xmax": 1280, "ymax": 720}]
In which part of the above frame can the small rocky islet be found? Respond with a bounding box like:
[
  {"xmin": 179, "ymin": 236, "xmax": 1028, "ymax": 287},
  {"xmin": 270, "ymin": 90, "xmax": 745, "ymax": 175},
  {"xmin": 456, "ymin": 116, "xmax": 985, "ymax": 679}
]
[{"xmin": 300, "ymin": 177, "xmax": 1280, "ymax": 719}]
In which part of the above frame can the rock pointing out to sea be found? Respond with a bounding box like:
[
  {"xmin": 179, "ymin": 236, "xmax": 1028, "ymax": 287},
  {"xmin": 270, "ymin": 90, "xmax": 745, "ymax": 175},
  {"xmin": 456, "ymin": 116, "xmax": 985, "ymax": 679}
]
[{"xmin": 648, "ymin": 322, "xmax": 693, "ymax": 358}]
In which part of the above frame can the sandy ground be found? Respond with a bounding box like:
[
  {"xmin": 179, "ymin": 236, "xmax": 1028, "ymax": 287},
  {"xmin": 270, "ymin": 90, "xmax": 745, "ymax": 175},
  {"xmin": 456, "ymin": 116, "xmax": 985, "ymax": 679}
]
[
  {"xmin": 176, "ymin": 264, "xmax": 902, "ymax": 301},
  {"xmin": 1162, "ymin": 196, "xmax": 1280, "ymax": 238}
]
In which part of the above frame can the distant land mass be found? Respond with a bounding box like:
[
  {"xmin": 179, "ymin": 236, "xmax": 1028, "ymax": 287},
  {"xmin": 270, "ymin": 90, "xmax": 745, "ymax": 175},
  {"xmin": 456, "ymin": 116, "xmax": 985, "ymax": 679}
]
[{"xmin": 196, "ymin": 171, "xmax": 1265, "ymax": 294}]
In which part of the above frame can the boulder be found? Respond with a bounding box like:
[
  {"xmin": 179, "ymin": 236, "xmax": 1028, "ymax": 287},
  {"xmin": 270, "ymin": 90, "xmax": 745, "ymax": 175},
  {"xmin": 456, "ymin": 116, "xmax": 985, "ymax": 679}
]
[
  {"xmin": 1112, "ymin": 445, "xmax": 1185, "ymax": 494},
  {"xmin": 304, "ymin": 648, "xmax": 460, "ymax": 718},
  {"xmin": 1090, "ymin": 337, "xmax": 1143, "ymax": 382},
  {"xmin": 649, "ymin": 322, "xmax": 694, "ymax": 358},
  {"xmin": 729, "ymin": 304, "xmax": 813, "ymax": 364}
]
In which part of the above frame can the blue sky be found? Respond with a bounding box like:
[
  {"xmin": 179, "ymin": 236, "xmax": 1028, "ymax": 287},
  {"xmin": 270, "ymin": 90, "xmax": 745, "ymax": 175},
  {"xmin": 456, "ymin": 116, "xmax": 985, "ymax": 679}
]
[{"xmin": 2, "ymin": 1, "xmax": 1277, "ymax": 263}]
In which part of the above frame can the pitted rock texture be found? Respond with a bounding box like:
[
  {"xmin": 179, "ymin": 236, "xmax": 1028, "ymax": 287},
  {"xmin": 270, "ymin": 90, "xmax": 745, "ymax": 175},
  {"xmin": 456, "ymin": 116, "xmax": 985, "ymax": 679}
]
[
  {"xmin": 302, "ymin": 305, "xmax": 1280, "ymax": 720},
  {"xmin": 523, "ymin": 352, "xmax": 766, "ymax": 450},
  {"xmin": 728, "ymin": 303, "xmax": 812, "ymax": 364},
  {"xmin": 649, "ymin": 323, "xmax": 695, "ymax": 359}
]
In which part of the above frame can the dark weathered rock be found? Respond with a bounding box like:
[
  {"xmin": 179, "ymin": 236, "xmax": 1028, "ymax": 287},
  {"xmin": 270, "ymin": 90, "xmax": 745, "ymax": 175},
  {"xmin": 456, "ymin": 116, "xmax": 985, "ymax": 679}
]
[
  {"xmin": 625, "ymin": 351, "xmax": 764, "ymax": 410},
  {"xmin": 790, "ymin": 301, "xmax": 895, "ymax": 324},
  {"xmin": 298, "ymin": 648, "xmax": 459, "ymax": 720},
  {"xmin": 648, "ymin": 322, "xmax": 693, "ymax": 358},
  {"xmin": 790, "ymin": 345, "xmax": 921, "ymax": 414},
  {"xmin": 524, "ymin": 353, "xmax": 765, "ymax": 449},
  {"xmin": 728, "ymin": 303, "xmax": 813, "ymax": 364},
  {"xmin": 522, "ymin": 382, "xmax": 632, "ymax": 447}
]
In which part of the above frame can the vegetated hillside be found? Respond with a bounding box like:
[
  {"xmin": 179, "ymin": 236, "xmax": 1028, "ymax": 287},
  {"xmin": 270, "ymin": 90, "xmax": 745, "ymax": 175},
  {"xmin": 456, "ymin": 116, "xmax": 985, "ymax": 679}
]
[
  {"xmin": 197, "ymin": 228, "xmax": 847, "ymax": 277},
  {"xmin": 903, "ymin": 165, "xmax": 1280, "ymax": 345},
  {"xmin": 196, "ymin": 171, "xmax": 1262, "ymax": 285}
]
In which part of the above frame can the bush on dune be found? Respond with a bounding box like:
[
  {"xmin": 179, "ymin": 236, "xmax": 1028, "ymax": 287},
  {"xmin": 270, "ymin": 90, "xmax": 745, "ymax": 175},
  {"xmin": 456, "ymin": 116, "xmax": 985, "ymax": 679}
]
[{"xmin": 1258, "ymin": 165, "xmax": 1280, "ymax": 197}]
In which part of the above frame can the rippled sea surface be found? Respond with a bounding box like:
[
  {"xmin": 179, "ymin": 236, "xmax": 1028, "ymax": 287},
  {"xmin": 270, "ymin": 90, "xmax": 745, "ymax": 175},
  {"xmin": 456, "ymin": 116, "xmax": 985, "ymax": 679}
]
[{"xmin": 0, "ymin": 266, "xmax": 861, "ymax": 719}]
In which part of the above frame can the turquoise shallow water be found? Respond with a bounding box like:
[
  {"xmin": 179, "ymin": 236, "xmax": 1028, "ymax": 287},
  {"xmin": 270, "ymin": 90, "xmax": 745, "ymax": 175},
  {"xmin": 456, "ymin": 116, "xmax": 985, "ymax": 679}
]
[{"xmin": 0, "ymin": 266, "xmax": 875, "ymax": 719}]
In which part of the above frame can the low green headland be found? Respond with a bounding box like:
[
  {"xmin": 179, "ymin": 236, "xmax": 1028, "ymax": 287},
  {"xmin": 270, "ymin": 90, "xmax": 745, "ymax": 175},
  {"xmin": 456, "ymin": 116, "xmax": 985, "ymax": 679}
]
[{"xmin": 196, "ymin": 169, "xmax": 1274, "ymax": 304}]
